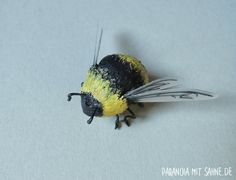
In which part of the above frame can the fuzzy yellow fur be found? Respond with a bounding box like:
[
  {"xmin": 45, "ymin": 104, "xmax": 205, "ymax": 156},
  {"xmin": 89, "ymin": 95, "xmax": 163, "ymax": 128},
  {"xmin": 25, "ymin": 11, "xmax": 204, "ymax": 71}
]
[{"xmin": 80, "ymin": 71, "xmax": 128, "ymax": 116}]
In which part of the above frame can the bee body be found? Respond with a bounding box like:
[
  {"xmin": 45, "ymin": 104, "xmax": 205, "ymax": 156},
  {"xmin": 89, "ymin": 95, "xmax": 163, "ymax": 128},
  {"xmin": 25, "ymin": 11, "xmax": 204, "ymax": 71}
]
[
  {"xmin": 67, "ymin": 29, "xmax": 216, "ymax": 129},
  {"xmin": 81, "ymin": 54, "xmax": 149, "ymax": 116}
]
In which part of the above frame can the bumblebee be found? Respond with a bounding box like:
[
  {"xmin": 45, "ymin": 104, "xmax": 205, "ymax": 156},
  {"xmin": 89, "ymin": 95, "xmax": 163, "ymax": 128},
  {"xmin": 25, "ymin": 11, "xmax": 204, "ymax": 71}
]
[{"xmin": 68, "ymin": 29, "xmax": 216, "ymax": 129}]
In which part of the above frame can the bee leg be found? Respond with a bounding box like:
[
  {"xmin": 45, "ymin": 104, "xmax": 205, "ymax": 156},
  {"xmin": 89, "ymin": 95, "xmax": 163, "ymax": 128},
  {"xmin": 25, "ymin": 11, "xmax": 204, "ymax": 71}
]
[
  {"xmin": 127, "ymin": 107, "xmax": 136, "ymax": 116},
  {"xmin": 122, "ymin": 108, "xmax": 136, "ymax": 127},
  {"xmin": 115, "ymin": 114, "xmax": 121, "ymax": 129}
]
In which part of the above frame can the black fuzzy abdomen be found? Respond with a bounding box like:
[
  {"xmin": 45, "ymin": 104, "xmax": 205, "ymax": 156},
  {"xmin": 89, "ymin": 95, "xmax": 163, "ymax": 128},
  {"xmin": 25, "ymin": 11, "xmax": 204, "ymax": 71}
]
[{"xmin": 96, "ymin": 54, "xmax": 145, "ymax": 95}]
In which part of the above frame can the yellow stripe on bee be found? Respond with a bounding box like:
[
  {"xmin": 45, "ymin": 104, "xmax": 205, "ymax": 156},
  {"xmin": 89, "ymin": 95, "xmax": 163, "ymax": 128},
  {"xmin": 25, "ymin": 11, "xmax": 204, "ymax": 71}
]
[
  {"xmin": 118, "ymin": 54, "xmax": 149, "ymax": 84},
  {"xmin": 80, "ymin": 71, "xmax": 128, "ymax": 116}
]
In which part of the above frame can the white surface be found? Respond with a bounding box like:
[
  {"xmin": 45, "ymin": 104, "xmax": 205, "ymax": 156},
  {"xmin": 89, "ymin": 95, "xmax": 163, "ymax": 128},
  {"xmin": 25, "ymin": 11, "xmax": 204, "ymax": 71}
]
[{"xmin": 0, "ymin": 0, "xmax": 235, "ymax": 180}]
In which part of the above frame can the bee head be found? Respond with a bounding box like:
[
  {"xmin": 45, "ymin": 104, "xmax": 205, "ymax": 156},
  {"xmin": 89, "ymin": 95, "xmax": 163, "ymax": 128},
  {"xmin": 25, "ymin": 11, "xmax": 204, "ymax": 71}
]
[
  {"xmin": 67, "ymin": 92, "xmax": 102, "ymax": 124},
  {"xmin": 80, "ymin": 92, "xmax": 102, "ymax": 118}
]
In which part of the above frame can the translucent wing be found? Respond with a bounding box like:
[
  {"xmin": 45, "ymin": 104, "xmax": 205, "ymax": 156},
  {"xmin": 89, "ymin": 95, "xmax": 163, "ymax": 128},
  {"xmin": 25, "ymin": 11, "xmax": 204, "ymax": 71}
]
[
  {"xmin": 125, "ymin": 78, "xmax": 179, "ymax": 96},
  {"xmin": 124, "ymin": 78, "xmax": 217, "ymax": 102}
]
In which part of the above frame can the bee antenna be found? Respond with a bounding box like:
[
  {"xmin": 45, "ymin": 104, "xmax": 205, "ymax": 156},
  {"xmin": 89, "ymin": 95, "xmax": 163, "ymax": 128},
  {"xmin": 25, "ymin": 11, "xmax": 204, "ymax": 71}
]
[
  {"xmin": 67, "ymin": 93, "xmax": 83, "ymax": 101},
  {"xmin": 87, "ymin": 108, "xmax": 98, "ymax": 124},
  {"xmin": 93, "ymin": 27, "xmax": 103, "ymax": 65}
]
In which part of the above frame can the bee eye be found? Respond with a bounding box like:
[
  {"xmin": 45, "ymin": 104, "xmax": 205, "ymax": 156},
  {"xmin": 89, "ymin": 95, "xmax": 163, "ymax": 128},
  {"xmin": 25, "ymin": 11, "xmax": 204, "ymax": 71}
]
[{"xmin": 81, "ymin": 82, "xmax": 84, "ymax": 87}]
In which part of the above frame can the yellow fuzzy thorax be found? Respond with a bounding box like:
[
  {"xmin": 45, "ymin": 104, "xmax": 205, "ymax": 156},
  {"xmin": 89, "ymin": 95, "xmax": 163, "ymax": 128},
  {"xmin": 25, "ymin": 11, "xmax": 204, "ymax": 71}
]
[
  {"xmin": 118, "ymin": 54, "xmax": 149, "ymax": 84},
  {"xmin": 80, "ymin": 70, "xmax": 128, "ymax": 116}
]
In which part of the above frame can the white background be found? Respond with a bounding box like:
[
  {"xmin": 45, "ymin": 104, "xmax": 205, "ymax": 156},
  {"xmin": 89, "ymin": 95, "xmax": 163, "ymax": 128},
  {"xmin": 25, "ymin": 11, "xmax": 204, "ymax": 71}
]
[{"xmin": 0, "ymin": 0, "xmax": 235, "ymax": 179}]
